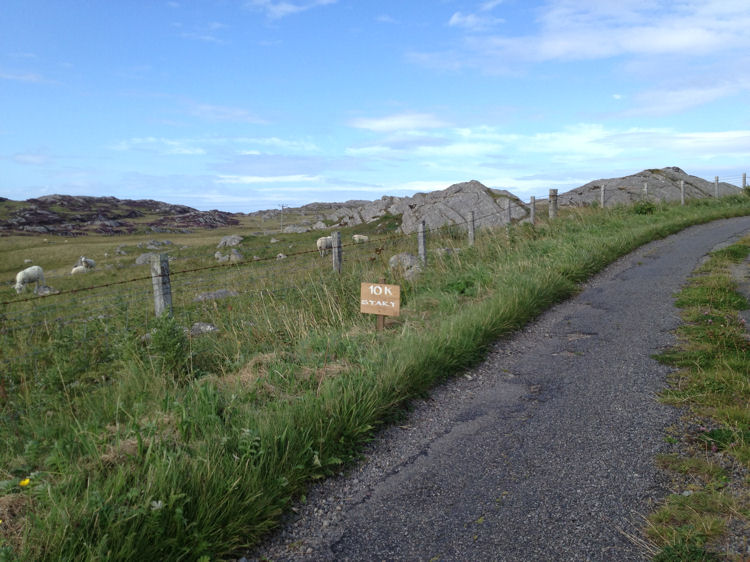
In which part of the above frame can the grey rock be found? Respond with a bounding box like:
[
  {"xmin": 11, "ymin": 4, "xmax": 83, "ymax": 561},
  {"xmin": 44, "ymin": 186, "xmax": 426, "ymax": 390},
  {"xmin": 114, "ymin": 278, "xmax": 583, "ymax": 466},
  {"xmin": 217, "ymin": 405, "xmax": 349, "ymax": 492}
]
[
  {"xmin": 389, "ymin": 252, "xmax": 422, "ymax": 280},
  {"xmin": 194, "ymin": 289, "xmax": 239, "ymax": 302},
  {"xmin": 230, "ymin": 248, "xmax": 244, "ymax": 262},
  {"xmin": 135, "ymin": 253, "xmax": 157, "ymax": 265},
  {"xmin": 559, "ymin": 166, "xmax": 742, "ymax": 207},
  {"xmin": 189, "ymin": 322, "xmax": 219, "ymax": 336},
  {"xmin": 217, "ymin": 235, "xmax": 244, "ymax": 248},
  {"xmin": 276, "ymin": 253, "xmax": 287, "ymax": 260},
  {"xmin": 283, "ymin": 225, "xmax": 310, "ymax": 234}
]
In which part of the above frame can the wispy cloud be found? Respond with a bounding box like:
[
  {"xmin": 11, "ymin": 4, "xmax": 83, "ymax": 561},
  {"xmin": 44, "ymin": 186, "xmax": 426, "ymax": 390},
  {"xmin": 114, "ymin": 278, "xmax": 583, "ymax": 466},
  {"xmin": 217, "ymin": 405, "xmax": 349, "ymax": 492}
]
[
  {"xmin": 216, "ymin": 173, "xmax": 321, "ymax": 184},
  {"xmin": 349, "ymin": 112, "xmax": 449, "ymax": 133},
  {"xmin": 0, "ymin": 70, "xmax": 53, "ymax": 84},
  {"xmin": 245, "ymin": 0, "xmax": 337, "ymax": 20},
  {"xmin": 448, "ymin": 12, "xmax": 504, "ymax": 31},
  {"xmin": 189, "ymin": 103, "xmax": 266, "ymax": 124}
]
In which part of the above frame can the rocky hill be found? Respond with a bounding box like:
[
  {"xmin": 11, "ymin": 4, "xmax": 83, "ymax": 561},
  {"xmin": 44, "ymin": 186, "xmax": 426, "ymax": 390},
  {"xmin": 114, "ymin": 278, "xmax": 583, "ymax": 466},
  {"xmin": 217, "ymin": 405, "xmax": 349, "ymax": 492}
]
[
  {"xmin": 558, "ymin": 167, "xmax": 740, "ymax": 207},
  {"xmin": 0, "ymin": 194, "xmax": 239, "ymax": 236}
]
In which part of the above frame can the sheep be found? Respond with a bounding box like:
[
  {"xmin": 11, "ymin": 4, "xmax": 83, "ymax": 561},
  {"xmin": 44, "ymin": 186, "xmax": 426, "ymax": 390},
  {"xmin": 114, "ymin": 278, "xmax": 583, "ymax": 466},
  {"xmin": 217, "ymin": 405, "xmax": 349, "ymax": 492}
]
[
  {"xmin": 14, "ymin": 265, "xmax": 45, "ymax": 294},
  {"xmin": 77, "ymin": 256, "xmax": 96, "ymax": 269},
  {"xmin": 71, "ymin": 265, "xmax": 88, "ymax": 275},
  {"xmin": 352, "ymin": 234, "xmax": 369, "ymax": 244},
  {"xmin": 316, "ymin": 236, "xmax": 333, "ymax": 257}
]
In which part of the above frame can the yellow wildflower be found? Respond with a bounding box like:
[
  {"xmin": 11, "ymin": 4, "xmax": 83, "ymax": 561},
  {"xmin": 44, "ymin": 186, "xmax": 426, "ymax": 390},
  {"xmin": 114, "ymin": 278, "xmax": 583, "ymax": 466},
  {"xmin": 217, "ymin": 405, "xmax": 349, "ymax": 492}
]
[{"xmin": 19, "ymin": 478, "xmax": 30, "ymax": 487}]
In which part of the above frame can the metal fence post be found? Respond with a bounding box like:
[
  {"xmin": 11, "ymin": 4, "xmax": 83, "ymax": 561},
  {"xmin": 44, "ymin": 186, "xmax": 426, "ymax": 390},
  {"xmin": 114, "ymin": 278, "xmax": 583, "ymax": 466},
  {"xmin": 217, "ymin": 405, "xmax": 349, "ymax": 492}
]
[
  {"xmin": 151, "ymin": 253, "xmax": 172, "ymax": 317},
  {"xmin": 332, "ymin": 231, "xmax": 342, "ymax": 274}
]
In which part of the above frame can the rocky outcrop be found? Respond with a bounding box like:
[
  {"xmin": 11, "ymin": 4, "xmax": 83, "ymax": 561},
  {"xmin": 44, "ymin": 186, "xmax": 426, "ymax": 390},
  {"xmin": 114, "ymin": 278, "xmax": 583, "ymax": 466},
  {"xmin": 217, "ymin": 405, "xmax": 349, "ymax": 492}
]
[
  {"xmin": 559, "ymin": 167, "xmax": 741, "ymax": 207},
  {"xmin": 0, "ymin": 195, "xmax": 239, "ymax": 235},
  {"xmin": 323, "ymin": 180, "xmax": 528, "ymax": 234}
]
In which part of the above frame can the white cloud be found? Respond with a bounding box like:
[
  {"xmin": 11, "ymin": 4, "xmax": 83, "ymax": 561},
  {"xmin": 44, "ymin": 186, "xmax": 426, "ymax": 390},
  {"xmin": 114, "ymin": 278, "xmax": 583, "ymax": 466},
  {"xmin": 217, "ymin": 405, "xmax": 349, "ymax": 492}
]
[
  {"xmin": 215, "ymin": 174, "xmax": 321, "ymax": 184},
  {"xmin": 189, "ymin": 103, "xmax": 266, "ymax": 124},
  {"xmin": 0, "ymin": 70, "xmax": 52, "ymax": 83},
  {"xmin": 448, "ymin": 12, "xmax": 504, "ymax": 31},
  {"xmin": 349, "ymin": 113, "xmax": 449, "ymax": 133},
  {"xmin": 245, "ymin": 0, "xmax": 337, "ymax": 20}
]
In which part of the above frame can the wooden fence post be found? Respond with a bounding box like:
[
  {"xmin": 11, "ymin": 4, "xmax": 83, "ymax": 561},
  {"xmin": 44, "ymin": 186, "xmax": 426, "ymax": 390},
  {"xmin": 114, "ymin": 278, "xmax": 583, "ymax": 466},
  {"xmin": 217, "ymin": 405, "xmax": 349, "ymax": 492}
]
[
  {"xmin": 529, "ymin": 196, "xmax": 536, "ymax": 225},
  {"xmin": 468, "ymin": 211, "xmax": 475, "ymax": 246},
  {"xmin": 714, "ymin": 176, "xmax": 719, "ymax": 198},
  {"xmin": 549, "ymin": 189, "xmax": 558, "ymax": 219},
  {"xmin": 680, "ymin": 180, "xmax": 685, "ymax": 205},
  {"xmin": 643, "ymin": 182, "xmax": 648, "ymax": 198},
  {"xmin": 151, "ymin": 253, "xmax": 172, "ymax": 317},
  {"xmin": 743, "ymin": 173, "xmax": 747, "ymax": 189},
  {"xmin": 600, "ymin": 186, "xmax": 605, "ymax": 208},
  {"xmin": 418, "ymin": 220, "xmax": 427, "ymax": 266},
  {"xmin": 332, "ymin": 231, "xmax": 342, "ymax": 273},
  {"xmin": 506, "ymin": 199, "xmax": 512, "ymax": 224}
]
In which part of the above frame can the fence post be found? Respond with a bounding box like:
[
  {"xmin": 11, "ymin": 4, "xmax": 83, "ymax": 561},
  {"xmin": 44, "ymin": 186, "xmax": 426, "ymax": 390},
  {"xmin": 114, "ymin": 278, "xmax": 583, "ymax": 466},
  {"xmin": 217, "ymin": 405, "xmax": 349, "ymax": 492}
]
[
  {"xmin": 680, "ymin": 180, "xmax": 685, "ymax": 205},
  {"xmin": 506, "ymin": 199, "xmax": 512, "ymax": 225},
  {"xmin": 332, "ymin": 231, "xmax": 342, "ymax": 273},
  {"xmin": 549, "ymin": 189, "xmax": 558, "ymax": 219},
  {"xmin": 743, "ymin": 173, "xmax": 747, "ymax": 189},
  {"xmin": 530, "ymin": 196, "xmax": 536, "ymax": 225},
  {"xmin": 600, "ymin": 186, "xmax": 605, "ymax": 208},
  {"xmin": 468, "ymin": 211, "xmax": 475, "ymax": 246},
  {"xmin": 643, "ymin": 182, "xmax": 648, "ymax": 198},
  {"xmin": 418, "ymin": 220, "xmax": 427, "ymax": 266},
  {"xmin": 151, "ymin": 253, "xmax": 172, "ymax": 318},
  {"xmin": 714, "ymin": 176, "xmax": 719, "ymax": 198}
]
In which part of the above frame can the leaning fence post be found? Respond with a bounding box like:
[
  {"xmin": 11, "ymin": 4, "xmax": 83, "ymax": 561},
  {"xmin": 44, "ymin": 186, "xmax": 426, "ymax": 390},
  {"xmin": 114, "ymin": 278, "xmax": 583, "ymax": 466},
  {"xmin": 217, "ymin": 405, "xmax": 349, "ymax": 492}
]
[
  {"xmin": 530, "ymin": 196, "xmax": 536, "ymax": 225},
  {"xmin": 714, "ymin": 176, "xmax": 719, "ymax": 198},
  {"xmin": 151, "ymin": 253, "xmax": 172, "ymax": 317},
  {"xmin": 418, "ymin": 220, "xmax": 427, "ymax": 266},
  {"xmin": 468, "ymin": 211, "xmax": 475, "ymax": 246},
  {"xmin": 549, "ymin": 189, "xmax": 558, "ymax": 219},
  {"xmin": 332, "ymin": 231, "xmax": 342, "ymax": 274}
]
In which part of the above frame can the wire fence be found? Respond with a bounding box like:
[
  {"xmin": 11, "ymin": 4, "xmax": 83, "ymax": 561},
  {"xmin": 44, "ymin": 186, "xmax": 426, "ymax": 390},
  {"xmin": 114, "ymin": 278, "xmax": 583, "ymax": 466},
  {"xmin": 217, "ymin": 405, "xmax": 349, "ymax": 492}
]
[{"xmin": 1, "ymin": 173, "xmax": 747, "ymax": 393}]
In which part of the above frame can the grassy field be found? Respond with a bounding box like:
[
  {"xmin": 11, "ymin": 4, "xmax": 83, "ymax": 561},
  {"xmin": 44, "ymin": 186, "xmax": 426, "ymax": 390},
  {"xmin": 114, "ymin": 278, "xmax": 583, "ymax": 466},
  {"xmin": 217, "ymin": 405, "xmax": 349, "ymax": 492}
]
[
  {"xmin": 646, "ymin": 236, "xmax": 750, "ymax": 560},
  {"xmin": 1, "ymin": 195, "xmax": 750, "ymax": 560}
]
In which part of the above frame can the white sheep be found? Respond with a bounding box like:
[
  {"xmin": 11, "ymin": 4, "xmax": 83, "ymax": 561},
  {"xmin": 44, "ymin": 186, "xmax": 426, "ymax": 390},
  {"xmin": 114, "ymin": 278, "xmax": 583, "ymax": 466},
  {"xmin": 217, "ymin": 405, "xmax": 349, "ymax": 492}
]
[
  {"xmin": 71, "ymin": 265, "xmax": 88, "ymax": 275},
  {"xmin": 352, "ymin": 234, "xmax": 369, "ymax": 243},
  {"xmin": 316, "ymin": 236, "xmax": 333, "ymax": 257},
  {"xmin": 77, "ymin": 256, "xmax": 96, "ymax": 269},
  {"xmin": 14, "ymin": 265, "xmax": 45, "ymax": 294}
]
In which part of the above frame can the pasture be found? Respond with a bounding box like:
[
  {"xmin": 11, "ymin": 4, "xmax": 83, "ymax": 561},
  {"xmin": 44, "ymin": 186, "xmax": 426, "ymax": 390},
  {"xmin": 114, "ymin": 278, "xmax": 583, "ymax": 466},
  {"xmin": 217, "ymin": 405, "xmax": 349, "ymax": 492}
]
[{"xmin": 1, "ymin": 195, "xmax": 750, "ymax": 560}]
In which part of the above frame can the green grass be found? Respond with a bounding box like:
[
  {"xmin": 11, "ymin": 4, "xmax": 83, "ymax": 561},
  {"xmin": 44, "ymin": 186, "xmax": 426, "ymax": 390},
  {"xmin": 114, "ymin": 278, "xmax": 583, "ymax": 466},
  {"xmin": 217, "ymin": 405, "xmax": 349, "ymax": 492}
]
[
  {"xmin": 647, "ymin": 234, "xmax": 750, "ymax": 560},
  {"xmin": 2, "ymin": 196, "xmax": 750, "ymax": 559}
]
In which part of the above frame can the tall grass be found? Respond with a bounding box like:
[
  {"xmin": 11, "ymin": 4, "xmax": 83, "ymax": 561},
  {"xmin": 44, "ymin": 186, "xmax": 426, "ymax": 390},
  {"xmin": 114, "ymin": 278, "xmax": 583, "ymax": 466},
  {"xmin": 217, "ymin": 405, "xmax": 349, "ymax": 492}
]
[{"xmin": 2, "ymin": 196, "xmax": 750, "ymax": 559}]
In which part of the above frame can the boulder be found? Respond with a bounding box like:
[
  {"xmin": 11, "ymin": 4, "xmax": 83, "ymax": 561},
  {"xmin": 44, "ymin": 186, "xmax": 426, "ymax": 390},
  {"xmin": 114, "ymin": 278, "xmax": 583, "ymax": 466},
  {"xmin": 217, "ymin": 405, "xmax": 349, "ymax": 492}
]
[
  {"xmin": 217, "ymin": 235, "xmax": 244, "ymax": 248},
  {"xmin": 389, "ymin": 252, "xmax": 422, "ymax": 281},
  {"xmin": 135, "ymin": 253, "xmax": 157, "ymax": 265}
]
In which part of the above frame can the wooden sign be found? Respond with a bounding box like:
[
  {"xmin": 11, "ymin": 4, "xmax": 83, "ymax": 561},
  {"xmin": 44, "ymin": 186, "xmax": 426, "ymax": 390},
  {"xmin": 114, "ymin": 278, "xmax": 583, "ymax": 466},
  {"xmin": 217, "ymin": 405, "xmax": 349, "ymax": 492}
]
[{"xmin": 360, "ymin": 282, "xmax": 400, "ymax": 317}]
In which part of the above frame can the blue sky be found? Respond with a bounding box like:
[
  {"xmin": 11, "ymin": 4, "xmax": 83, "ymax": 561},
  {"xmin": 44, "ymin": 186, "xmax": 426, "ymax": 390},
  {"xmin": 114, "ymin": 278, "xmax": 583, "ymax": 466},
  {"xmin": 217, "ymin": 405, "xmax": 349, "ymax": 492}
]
[{"xmin": 2, "ymin": 1, "xmax": 749, "ymax": 212}]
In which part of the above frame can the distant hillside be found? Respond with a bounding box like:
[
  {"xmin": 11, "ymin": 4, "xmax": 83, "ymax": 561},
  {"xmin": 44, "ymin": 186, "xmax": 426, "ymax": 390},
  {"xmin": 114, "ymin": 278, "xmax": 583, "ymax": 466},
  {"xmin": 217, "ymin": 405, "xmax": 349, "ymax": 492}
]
[
  {"xmin": 2, "ymin": 167, "xmax": 740, "ymax": 236},
  {"xmin": 0, "ymin": 194, "xmax": 240, "ymax": 236}
]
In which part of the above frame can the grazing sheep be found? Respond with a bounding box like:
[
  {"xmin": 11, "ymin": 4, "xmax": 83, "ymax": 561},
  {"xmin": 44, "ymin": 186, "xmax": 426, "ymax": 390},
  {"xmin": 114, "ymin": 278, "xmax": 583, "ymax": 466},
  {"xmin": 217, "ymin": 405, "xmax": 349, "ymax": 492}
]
[
  {"xmin": 71, "ymin": 265, "xmax": 88, "ymax": 275},
  {"xmin": 14, "ymin": 265, "xmax": 45, "ymax": 294},
  {"xmin": 77, "ymin": 256, "xmax": 96, "ymax": 269},
  {"xmin": 316, "ymin": 236, "xmax": 333, "ymax": 256},
  {"xmin": 352, "ymin": 234, "xmax": 369, "ymax": 244}
]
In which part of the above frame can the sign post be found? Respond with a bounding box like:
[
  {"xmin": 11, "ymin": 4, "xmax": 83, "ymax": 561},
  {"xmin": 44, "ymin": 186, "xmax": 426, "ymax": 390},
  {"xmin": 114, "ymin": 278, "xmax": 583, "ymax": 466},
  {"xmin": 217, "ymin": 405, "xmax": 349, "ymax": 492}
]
[{"xmin": 360, "ymin": 280, "xmax": 400, "ymax": 331}]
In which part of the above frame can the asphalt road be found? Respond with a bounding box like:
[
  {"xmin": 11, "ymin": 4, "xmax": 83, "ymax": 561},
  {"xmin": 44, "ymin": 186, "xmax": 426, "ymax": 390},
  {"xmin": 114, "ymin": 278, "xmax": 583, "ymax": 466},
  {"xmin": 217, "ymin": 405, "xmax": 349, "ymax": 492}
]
[{"xmin": 248, "ymin": 216, "xmax": 750, "ymax": 562}]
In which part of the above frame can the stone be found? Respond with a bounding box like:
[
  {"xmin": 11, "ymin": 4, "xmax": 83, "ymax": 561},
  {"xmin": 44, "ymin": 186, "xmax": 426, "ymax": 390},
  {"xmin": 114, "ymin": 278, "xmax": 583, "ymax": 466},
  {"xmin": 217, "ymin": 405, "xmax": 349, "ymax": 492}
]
[
  {"xmin": 217, "ymin": 234, "xmax": 244, "ymax": 248},
  {"xmin": 389, "ymin": 252, "xmax": 422, "ymax": 280}
]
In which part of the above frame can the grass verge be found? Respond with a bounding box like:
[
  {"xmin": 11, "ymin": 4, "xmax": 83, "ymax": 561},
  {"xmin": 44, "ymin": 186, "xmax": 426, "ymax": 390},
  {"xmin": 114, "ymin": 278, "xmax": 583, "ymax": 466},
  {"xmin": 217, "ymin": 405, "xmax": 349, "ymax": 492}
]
[
  {"xmin": 647, "ymin": 236, "xmax": 750, "ymax": 560},
  {"xmin": 2, "ymin": 197, "xmax": 750, "ymax": 560}
]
